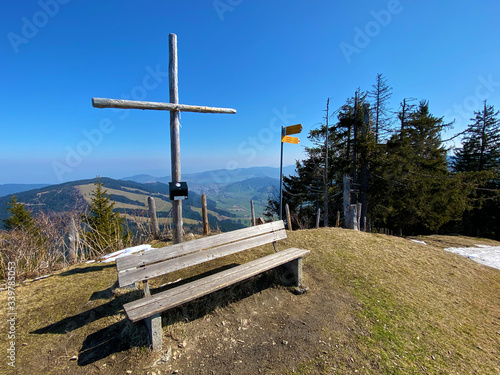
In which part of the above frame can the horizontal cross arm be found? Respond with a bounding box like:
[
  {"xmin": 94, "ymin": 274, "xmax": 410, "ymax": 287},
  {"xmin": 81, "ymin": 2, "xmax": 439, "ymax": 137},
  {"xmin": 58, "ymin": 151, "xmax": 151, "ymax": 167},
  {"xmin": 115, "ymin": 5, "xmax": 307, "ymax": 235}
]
[{"xmin": 92, "ymin": 98, "xmax": 236, "ymax": 114}]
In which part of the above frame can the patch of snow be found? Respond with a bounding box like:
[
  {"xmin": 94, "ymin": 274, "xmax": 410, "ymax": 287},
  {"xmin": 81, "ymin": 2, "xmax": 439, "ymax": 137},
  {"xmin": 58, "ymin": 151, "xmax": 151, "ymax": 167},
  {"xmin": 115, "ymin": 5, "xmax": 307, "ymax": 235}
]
[
  {"xmin": 411, "ymin": 240, "xmax": 427, "ymax": 245},
  {"xmin": 100, "ymin": 244, "xmax": 153, "ymax": 263},
  {"xmin": 33, "ymin": 275, "xmax": 51, "ymax": 281},
  {"xmin": 444, "ymin": 246, "xmax": 500, "ymax": 271}
]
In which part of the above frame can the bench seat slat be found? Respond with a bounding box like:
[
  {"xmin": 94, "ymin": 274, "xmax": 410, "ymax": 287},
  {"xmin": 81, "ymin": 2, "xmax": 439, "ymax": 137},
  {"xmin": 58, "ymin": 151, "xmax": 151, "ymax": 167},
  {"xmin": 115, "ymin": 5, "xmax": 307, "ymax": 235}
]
[
  {"xmin": 116, "ymin": 221, "xmax": 285, "ymax": 272},
  {"xmin": 124, "ymin": 247, "xmax": 309, "ymax": 322},
  {"xmin": 117, "ymin": 230, "xmax": 287, "ymax": 287}
]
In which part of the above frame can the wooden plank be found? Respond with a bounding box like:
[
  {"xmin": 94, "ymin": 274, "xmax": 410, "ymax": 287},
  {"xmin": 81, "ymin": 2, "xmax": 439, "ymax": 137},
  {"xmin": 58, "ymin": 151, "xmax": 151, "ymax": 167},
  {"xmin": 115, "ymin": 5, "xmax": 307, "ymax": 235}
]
[
  {"xmin": 92, "ymin": 98, "xmax": 237, "ymax": 114},
  {"xmin": 124, "ymin": 247, "xmax": 310, "ymax": 322},
  {"xmin": 116, "ymin": 221, "xmax": 286, "ymax": 272},
  {"xmin": 118, "ymin": 230, "xmax": 287, "ymax": 287}
]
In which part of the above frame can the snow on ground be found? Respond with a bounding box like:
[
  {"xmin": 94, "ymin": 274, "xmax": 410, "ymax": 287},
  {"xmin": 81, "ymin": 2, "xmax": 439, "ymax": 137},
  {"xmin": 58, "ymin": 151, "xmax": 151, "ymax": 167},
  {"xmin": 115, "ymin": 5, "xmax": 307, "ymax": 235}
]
[
  {"xmin": 99, "ymin": 244, "xmax": 153, "ymax": 263},
  {"xmin": 444, "ymin": 245, "xmax": 500, "ymax": 271},
  {"xmin": 411, "ymin": 239, "xmax": 427, "ymax": 245}
]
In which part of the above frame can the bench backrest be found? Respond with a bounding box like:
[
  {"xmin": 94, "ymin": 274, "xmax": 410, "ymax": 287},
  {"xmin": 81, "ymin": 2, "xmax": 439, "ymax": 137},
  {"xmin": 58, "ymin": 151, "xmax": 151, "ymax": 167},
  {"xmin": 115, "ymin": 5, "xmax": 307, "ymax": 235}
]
[{"xmin": 116, "ymin": 220, "xmax": 286, "ymax": 287}]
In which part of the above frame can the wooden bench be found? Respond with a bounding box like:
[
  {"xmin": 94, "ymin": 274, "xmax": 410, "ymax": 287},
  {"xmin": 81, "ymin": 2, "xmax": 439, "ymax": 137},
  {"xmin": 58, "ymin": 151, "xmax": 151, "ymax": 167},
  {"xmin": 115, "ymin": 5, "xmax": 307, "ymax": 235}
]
[{"xmin": 115, "ymin": 220, "xmax": 309, "ymax": 351}]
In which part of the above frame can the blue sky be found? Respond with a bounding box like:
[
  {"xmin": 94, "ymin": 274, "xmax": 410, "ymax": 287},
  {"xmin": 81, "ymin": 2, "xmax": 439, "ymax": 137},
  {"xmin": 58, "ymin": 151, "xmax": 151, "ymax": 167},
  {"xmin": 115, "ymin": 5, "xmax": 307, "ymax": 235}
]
[{"xmin": 1, "ymin": 0, "xmax": 500, "ymax": 184}]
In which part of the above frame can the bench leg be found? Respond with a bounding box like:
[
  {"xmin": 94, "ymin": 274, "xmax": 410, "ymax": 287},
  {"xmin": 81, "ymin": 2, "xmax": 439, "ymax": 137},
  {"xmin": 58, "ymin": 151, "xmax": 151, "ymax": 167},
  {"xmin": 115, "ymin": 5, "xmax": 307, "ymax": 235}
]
[
  {"xmin": 142, "ymin": 280, "xmax": 162, "ymax": 351},
  {"xmin": 282, "ymin": 257, "xmax": 303, "ymax": 287},
  {"xmin": 145, "ymin": 313, "xmax": 162, "ymax": 351}
]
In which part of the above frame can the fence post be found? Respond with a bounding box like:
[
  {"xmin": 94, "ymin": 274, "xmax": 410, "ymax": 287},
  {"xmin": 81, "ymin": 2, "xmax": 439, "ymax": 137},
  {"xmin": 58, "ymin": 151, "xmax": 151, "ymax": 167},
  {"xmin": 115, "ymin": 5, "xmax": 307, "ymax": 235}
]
[
  {"xmin": 336, "ymin": 211, "xmax": 340, "ymax": 228},
  {"xmin": 356, "ymin": 203, "xmax": 362, "ymax": 231},
  {"xmin": 201, "ymin": 193, "xmax": 209, "ymax": 235},
  {"xmin": 68, "ymin": 217, "xmax": 78, "ymax": 264},
  {"xmin": 148, "ymin": 197, "xmax": 160, "ymax": 240},
  {"xmin": 285, "ymin": 203, "xmax": 292, "ymax": 230},
  {"xmin": 250, "ymin": 199, "xmax": 256, "ymax": 226},
  {"xmin": 316, "ymin": 207, "xmax": 321, "ymax": 229}
]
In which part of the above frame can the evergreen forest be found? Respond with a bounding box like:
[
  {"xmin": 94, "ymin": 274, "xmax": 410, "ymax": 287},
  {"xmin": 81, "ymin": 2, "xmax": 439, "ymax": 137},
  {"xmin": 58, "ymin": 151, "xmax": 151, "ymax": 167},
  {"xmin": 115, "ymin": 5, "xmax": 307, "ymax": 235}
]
[{"xmin": 266, "ymin": 74, "xmax": 500, "ymax": 239}]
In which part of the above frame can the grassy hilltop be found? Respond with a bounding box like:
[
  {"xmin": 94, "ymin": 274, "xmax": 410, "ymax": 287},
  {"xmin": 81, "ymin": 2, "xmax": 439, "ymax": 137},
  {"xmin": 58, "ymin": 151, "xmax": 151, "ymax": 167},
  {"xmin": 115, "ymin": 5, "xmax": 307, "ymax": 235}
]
[{"xmin": 1, "ymin": 229, "xmax": 499, "ymax": 374}]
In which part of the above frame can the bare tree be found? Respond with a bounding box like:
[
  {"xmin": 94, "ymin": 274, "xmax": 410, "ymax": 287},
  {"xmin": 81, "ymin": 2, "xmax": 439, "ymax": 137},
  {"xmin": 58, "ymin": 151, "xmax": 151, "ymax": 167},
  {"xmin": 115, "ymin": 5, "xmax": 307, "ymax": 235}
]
[{"xmin": 368, "ymin": 73, "xmax": 393, "ymax": 143}]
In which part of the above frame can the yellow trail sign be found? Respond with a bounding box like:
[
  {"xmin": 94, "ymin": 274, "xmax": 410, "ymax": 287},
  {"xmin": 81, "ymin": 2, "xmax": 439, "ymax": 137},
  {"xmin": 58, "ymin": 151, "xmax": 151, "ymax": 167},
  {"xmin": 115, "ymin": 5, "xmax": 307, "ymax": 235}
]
[
  {"xmin": 285, "ymin": 124, "xmax": 302, "ymax": 135},
  {"xmin": 281, "ymin": 135, "xmax": 300, "ymax": 144}
]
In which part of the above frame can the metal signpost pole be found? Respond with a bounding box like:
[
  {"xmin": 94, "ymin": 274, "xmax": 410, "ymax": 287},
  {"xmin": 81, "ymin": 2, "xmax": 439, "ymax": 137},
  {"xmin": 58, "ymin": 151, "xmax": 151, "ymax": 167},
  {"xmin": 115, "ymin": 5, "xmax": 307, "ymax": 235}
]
[{"xmin": 279, "ymin": 126, "xmax": 284, "ymax": 220}]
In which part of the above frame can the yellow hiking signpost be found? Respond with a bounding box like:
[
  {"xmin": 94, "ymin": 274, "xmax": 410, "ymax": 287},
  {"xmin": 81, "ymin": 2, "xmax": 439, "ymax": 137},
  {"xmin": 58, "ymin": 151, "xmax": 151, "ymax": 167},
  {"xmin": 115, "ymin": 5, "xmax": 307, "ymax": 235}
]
[
  {"xmin": 281, "ymin": 135, "xmax": 300, "ymax": 144},
  {"xmin": 284, "ymin": 124, "xmax": 303, "ymax": 135},
  {"xmin": 280, "ymin": 124, "xmax": 302, "ymax": 220}
]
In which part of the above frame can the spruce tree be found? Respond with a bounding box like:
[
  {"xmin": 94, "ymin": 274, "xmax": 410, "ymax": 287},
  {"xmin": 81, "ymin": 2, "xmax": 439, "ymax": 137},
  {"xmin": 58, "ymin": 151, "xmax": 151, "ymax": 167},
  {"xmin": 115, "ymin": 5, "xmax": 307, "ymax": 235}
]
[
  {"xmin": 451, "ymin": 101, "xmax": 500, "ymax": 238},
  {"xmin": 372, "ymin": 101, "xmax": 467, "ymax": 233},
  {"xmin": 3, "ymin": 195, "xmax": 36, "ymax": 231},
  {"xmin": 82, "ymin": 178, "xmax": 127, "ymax": 254},
  {"xmin": 452, "ymin": 101, "xmax": 500, "ymax": 173}
]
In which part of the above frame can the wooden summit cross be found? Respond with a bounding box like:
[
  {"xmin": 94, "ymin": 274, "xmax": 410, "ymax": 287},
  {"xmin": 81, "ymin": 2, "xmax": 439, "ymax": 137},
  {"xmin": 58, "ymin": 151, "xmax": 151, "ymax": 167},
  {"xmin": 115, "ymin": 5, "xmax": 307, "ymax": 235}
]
[{"xmin": 92, "ymin": 33, "xmax": 236, "ymax": 244}]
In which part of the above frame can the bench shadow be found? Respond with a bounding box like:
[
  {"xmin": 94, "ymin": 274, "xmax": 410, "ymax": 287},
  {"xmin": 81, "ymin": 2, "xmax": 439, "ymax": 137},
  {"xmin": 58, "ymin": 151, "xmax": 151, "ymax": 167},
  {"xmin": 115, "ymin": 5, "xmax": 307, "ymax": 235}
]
[
  {"xmin": 30, "ymin": 283, "xmax": 133, "ymax": 335},
  {"xmin": 30, "ymin": 263, "xmax": 294, "ymax": 367},
  {"xmin": 152, "ymin": 263, "xmax": 290, "ymax": 327},
  {"xmin": 57, "ymin": 264, "xmax": 115, "ymax": 277}
]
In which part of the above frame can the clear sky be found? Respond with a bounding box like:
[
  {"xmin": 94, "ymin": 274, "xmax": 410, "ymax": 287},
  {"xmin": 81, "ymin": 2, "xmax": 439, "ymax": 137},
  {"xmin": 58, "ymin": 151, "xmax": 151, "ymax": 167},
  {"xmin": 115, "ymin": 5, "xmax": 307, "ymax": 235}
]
[{"xmin": 1, "ymin": 0, "xmax": 499, "ymax": 184}]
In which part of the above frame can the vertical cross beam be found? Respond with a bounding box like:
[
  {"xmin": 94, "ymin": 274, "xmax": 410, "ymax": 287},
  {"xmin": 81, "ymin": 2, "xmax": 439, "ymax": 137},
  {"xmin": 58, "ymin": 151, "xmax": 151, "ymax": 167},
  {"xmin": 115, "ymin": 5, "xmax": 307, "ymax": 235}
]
[{"xmin": 169, "ymin": 34, "xmax": 183, "ymax": 243}]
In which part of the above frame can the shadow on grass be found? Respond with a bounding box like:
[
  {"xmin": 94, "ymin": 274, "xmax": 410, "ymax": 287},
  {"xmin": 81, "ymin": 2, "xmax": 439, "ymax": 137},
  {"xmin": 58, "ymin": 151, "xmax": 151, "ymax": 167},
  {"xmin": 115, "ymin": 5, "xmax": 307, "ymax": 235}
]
[
  {"xmin": 78, "ymin": 320, "xmax": 148, "ymax": 366},
  {"xmin": 31, "ymin": 263, "xmax": 296, "ymax": 366},
  {"xmin": 57, "ymin": 263, "xmax": 116, "ymax": 277},
  {"xmin": 30, "ymin": 283, "xmax": 132, "ymax": 335}
]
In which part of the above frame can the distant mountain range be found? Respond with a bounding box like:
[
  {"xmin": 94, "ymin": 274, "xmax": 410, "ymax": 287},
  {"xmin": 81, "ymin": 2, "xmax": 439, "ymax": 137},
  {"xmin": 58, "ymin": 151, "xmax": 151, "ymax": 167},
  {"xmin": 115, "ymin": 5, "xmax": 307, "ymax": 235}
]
[
  {"xmin": 122, "ymin": 165, "xmax": 296, "ymax": 185},
  {"xmin": 0, "ymin": 166, "xmax": 291, "ymax": 231},
  {"xmin": 0, "ymin": 184, "xmax": 49, "ymax": 198}
]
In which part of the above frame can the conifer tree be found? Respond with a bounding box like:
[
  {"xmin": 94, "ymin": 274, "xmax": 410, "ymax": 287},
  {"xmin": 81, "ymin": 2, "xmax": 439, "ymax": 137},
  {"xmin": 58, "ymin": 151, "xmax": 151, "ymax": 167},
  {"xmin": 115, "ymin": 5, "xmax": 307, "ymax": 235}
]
[
  {"xmin": 3, "ymin": 195, "xmax": 36, "ymax": 231},
  {"xmin": 371, "ymin": 101, "xmax": 467, "ymax": 233},
  {"xmin": 452, "ymin": 101, "xmax": 500, "ymax": 173},
  {"xmin": 451, "ymin": 101, "xmax": 500, "ymax": 238},
  {"xmin": 81, "ymin": 178, "xmax": 127, "ymax": 254}
]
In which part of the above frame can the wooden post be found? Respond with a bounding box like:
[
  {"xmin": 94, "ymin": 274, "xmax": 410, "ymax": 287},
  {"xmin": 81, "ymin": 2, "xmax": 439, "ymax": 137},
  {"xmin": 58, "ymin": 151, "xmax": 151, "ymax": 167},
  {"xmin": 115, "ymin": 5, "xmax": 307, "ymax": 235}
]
[
  {"xmin": 201, "ymin": 194, "xmax": 209, "ymax": 235},
  {"xmin": 356, "ymin": 203, "xmax": 362, "ymax": 231},
  {"xmin": 285, "ymin": 203, "xmax": 292, "ymax": 231},
  {"xmin": 351, "ymin": 204, "xmax": 358, "ymax": 231},
  {"xmin": 343, "ymin": 174, "xmax": 350, "ymax": 228},
  {"xmin": 288, "ymin": 258, "xmax": 303, "ymax": 287},
  {"xmin": 336, "ymin": 211, "xmax": 340, "ymax": 228},
  {"xmin": 148, "ymin": 197, "xmax": 160, "ymax": 240},
  {"xmin": 169, "ymin": 33, "xmax": 183, "ymax": 244},
  {"xmin": 68, "ymin": 217, "xmax": 78, "ymax": 264},
  {"xmin": 316, "ymin": 207, "xmax": 321, "ymax": 229},
  {"xmin": 142, "ymin": 281, "xmax": 162, "ymax": 351},
  {"xmin": 250, "ymin": 199, "xmax": 256, "ymax": 226}
]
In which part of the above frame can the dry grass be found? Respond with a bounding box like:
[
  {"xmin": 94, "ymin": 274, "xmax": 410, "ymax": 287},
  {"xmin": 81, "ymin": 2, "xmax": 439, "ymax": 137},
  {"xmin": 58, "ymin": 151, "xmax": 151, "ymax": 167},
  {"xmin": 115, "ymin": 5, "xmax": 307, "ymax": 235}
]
[
  {"xmin": 286, "ymin": 229, "xmax": 500, "ymax": 374},
  {"xmin": 0, "ymin": 229, "xmax": 499, "ymax": 374}
]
